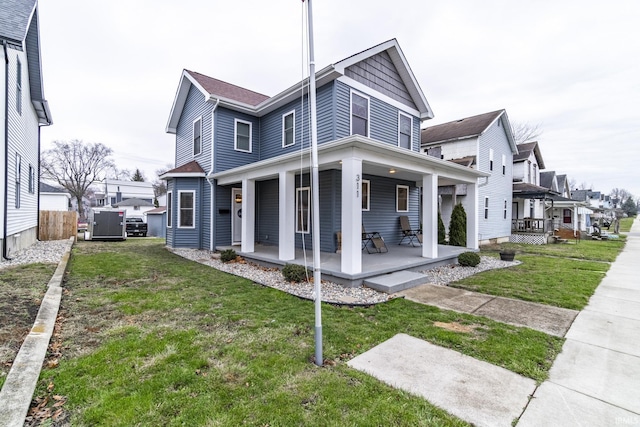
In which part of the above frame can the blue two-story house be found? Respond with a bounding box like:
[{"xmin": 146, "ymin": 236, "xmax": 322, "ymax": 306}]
[{"xmin": 162, "ymin": 39, "xmax": 486, "ymax": 284}]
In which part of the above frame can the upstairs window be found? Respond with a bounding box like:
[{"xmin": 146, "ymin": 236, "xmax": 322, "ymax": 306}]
[
  {"xmin": 425, "ymin": 146, "xmax": 442, "ymax": 159},
  {"xmin": 398, "ymin": 113, "xmax": 412, "ymax": 149},
  {"xmin": 235, "ymin": 119, "xmax": 252, "ymax": 152},
  {"xmin": 351, "ymin": 92, "xmax": 369, "ymax": 137},
  {"xmin": 16, "ymin": 59, "xmax": 22, "ymax": 115},
  {"xmin": 193, "ymin": 117, "xmax": 202, "ymax": 156},
  {"xmin": 489, "ymin": 148, "xmax": 494, "ymax": 171},
  {"xmin": 502, "ymin": 154, "xmax": 506, "ymax": 175},
  {"xmin": 282, "ymin": 111, "xmax": 295, "ymax": 147}
]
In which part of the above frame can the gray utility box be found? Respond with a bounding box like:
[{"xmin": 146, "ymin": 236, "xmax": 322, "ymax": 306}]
[{"xmin": 87, "ymin": 208, "xmax": 127, "ymax": 240}]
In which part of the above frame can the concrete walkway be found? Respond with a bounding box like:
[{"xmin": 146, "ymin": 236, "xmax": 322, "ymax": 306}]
[
  {"xmin": 518, "ymin": 217, "xmax": 640, "ymax": 426},
  {"xmin": 0, "ymin": 237, "xmax": 74, "ymax": 427},
  {"xmin": 398, "ymin": 284, "xmax": 578, "ymax": 337}
]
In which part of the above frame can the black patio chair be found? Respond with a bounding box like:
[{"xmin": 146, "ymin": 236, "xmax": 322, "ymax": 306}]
[{"xmin": 399, "ymin": 216, "xmax": 422, "ymax": 246}]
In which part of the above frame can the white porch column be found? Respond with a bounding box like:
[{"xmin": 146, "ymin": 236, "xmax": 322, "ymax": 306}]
[
  {"xmin": 241, "ymin": 178, "xmax": 255, "ymax": 253},
  {"xmin": 466, "ymin": 180, "xmax": 479, "ymax": 249},
  {"xmin": 279, "ymin": 170, "xmax": 295, "ymax": 260},
  {"xmin": 341, "ymin": 157, "xmax": 362, "ymax": 274},
  {"xmin": 422, "ymin": 174, "xmax": 438, "ymax": 258}
]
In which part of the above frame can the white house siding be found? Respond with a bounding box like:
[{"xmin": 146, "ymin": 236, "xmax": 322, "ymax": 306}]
[
  {"xmin": 475, "ymin": 121, "xmax": 513, "ymax": 243},
  {"xmin": 438, "ymin": 138, "xmax": 478, "ymax": 160},
  {"xmin": 40, "ymin": 193, "xmax": 69, "ymax": 211},
  {"xmin": 4, "ymin": 46, "xmax": 40, "ymax": 253},
  {"xmin": 0, "ymin": 45, "xmax": 6, "ymax": 238}
]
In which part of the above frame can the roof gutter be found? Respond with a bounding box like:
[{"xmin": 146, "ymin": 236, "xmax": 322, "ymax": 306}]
[{"xmin": 3, "ymin": 40, "xmax": 12, "ymax": 260}]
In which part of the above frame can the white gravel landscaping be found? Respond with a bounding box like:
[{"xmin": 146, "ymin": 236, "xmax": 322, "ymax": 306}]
[
  {"xmin": 0, "ymin": 239, "xmax": 71, "ymax": 270},
  {"xmin": 171, "ymin": 248, "xmax": 521, "ymax": 305}
]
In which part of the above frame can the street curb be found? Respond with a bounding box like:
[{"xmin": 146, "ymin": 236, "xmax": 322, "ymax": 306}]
[{"xmin": 0, "ymin": 236, "xmax": 75, "ymax": 427}]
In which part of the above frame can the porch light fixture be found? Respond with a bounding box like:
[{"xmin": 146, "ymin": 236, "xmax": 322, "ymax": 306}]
[
  {"xmin": 389, "ymin": 168, "xmax": 396, "ymax": 174},
  {"xmin": 235, "ymin": 194, "xmax": 242, "ymax": 203}
]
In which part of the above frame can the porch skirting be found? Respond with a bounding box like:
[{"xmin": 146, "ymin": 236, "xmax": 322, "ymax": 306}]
[{"xmin": 509, "ymin": 233, "xmax": 548, "ymax": 245}]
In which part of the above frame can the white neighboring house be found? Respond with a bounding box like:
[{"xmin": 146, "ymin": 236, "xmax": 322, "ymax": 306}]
[
  {"xmin": 1, "ymin": 0, "xmax": 53, "ymax": 259},
  {"xmin": 421, "ymin": 109, "xmax": 518, "ymax": 245},
  {"xmin": 95, "ymin": 179, "xmax": 155, "ymax": 207},
  {"xmin": 39, "ymin": 182, "xmax": 70, "ymax": 211},
  {"xmin": 112, "ymin": 198, "xmax": 155, "ymax": 221}
]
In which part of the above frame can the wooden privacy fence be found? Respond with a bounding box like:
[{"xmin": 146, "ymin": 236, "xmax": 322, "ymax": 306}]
[{"xmin": 39, "ymin": 210, "xmax": 78, "ymax": 241}]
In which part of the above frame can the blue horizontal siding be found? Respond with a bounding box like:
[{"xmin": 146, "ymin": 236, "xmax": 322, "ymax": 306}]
[{"xmin": 215, "ymin": 107, "xmax": 260, "ymax": 172}]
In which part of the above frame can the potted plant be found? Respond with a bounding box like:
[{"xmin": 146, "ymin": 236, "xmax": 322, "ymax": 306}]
[{"xmin": 499, "ymin": 248, "xmax": 516, "ymax": 261}]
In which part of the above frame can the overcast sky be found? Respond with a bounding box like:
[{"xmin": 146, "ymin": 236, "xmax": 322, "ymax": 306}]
[{"xmin": 37, "ymin": 0, "xmax": 640, "ymax": 199}]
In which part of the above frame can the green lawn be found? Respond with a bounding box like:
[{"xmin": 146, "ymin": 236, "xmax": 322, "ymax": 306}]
[
  {"xmin": 619, "ymin": 216, "xmax": 636, "ymax": 232},
  {"xmin": 450, "ymin": 238, "xmax": 626, "ymax": 310},
  {"xmin": 33, "ymin": 239, "xmax": 563, "ymax": 426}
]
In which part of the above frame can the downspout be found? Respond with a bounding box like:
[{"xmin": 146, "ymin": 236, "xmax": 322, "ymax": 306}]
[
  {"xmin": 2, "ymin": 40, "xmax": 11, "ymax": 260},
  {"xmin": 208, "ymin": 99, "xmax": 219, "ymax": 251}
]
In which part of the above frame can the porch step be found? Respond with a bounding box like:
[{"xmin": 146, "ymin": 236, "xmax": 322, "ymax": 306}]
[{"xmin": 364, "ymin": 271, "xmax": 429, "ymax": 294}]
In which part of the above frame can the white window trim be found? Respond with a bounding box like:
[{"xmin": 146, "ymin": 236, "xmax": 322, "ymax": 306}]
[
  {"xmin": 178, "ymin": 190, "xmax": 195, "ymax": 229},
  {"xmin": 484, "ymin": 196, "xmax": 489, "ymax": 220},
  {"xmin": 362, "ymin": 179, "xmax": 370, "ymax": 211},
  {"xmin": 503, "ymin": 199, "xmax": 508, "ymax": 220},
  {"xmin": 28, "ymin": 164, "xmax": 34, "ymax": 193},
  {"xmin": 193, "ymin": 117, "xmax": 202, "ymax": 156},
  {"xmin": 396, "ymin": 185, "xmax": 409, "ymax": 212},
  {"xmin": 282, "ymin": 110, "xmax": 295, "ymax": 148},
  {"xmin": 502, "ymin": 154, "xmax": 506, "ymax": 175},
  {"xmin": 398, "ymin": 111, "xmax": 413, "ymax": 149},
  {"xmin": 16, "ymin": 59, "xmax": 22, "ymax": 115},
  {"xmin": 234, "ymin": 118, "xmax": 252, "ymax": 153},
  {"xmin": 350, "ymin": 90, "xmax": 370, "ymax": 137},
  {"xmin": 166, "ymin": 191, "xmax": 172, "ymax": 228},
  {"xmin": 296, "ymin": 187, "xmax": 310, "ymax": 234}
]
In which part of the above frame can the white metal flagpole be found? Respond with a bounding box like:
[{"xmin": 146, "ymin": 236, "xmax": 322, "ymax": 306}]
[{"xmin": 303, "ymin": 0, "xmax": 323, "ymax": 367}]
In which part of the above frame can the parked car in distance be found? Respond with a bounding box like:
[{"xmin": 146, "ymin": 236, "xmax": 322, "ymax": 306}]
[
  {"xmin": 126, "ymin": 217, "xmax": 147, "ymax": 237},
  {"xmin": 77, "ymin": 219, "xmax": 88, "ymax": 232}
]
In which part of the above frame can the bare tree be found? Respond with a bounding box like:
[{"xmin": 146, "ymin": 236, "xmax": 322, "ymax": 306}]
[
  {"xmin": 41, "ymin": 140, "xmax": 115, "ymax": 218},
  {"xmin": 610, "ymin": 188, "xmax": 631, "ymax": 203},
  {"xmin": 109, "ymin": 166, "xmax": 132, "ymax": 180},
  {"xmin": 511, "ymin": 122, "xmax": 543, "ymax": 145},
  {"xmin": 152, "ymin": 163, "xmax": 173, "ymax": 199}
]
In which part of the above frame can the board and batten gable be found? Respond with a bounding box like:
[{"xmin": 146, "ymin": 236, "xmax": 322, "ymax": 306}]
[
  {"xmin": 4, "ymin": 45, "xmax": 40, "ymax": 241},
  {"xmin": 475, "ymin": 118, "xmax": 514, "ymax": 242},
  {"xmin": 175, "ymin": 84, "xmax": 213, "ymax": 170},
  {"xmin": 334, "ymin": 80, "xmax": 420, "ymax": 150}
]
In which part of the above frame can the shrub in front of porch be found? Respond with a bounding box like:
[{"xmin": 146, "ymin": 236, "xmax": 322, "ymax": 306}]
[
  {"xmin": 458, "ymin": 251, "xmax": 481, "ymax": 267},
  {"xmin": 282, "ymin": 264, "xmax": 311, "ymax": 283},
  {"xmin": 449, "ymin": 203, "xmax": 467, "ymax": 247},
  {"xmin": 438, "ymin": 211, "xmax": 447, "ymax": 244}
]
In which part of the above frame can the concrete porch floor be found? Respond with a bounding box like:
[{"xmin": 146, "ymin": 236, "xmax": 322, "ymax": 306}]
[{"xmin": 226, "ymin": 243, "xmax": 470, "ymax": 287}]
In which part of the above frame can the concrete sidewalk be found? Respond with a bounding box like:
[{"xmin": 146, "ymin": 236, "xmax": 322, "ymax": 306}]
[
  {"xmin": 398, "ymin": 283, "xmax": 578, "ymax": 337},
  {"xmin": 518, "ymin": 217, "xmax": 640, "ymax": 426}
]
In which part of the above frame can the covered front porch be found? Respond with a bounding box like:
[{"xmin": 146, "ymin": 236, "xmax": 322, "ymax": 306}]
[
  {"xmin": 231, "ymin": 242, "xmax": 470, "ymax": 288},
  {"xmin": 212, "ymin": 135, "xmax": 488, "ymax": 280}
]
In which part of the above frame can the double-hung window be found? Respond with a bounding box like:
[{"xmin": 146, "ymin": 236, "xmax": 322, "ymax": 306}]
[
  {"xmin": 193, "ymin": 117, "xmax": 202, "ymax": 156},
  {"xmin": 235, "ymin": 119, "xmax": 252, "ymax": 152},
  {"xmin": 484, "ymin": 197, "xmax": 490, "ymax": 219},
  {"xmin": 351, "ymin": 92, "xmax": 369, "ymax": 137},
  {"xmin": 398, "ymin": 113, "xmax": 412, "ymax": 149},
  {"xmin": 296, "ymin": 187, "xmax": 310, "ymax": 233},
  {"xmin": 166, "ymin": 191, "xmax": 173, "ymax": 228},
  {"xmin": 178, "ymin": 191, "xmax": 195, "ymax": 228},
  {"xmin": 504, "ymin": 199, "xmax": 508, "ymax": 219},
  {"xmin": 282, "ymin": 111, "xmax": 295, "ymax": 147},
  {"xmin": 502, "ymin": 154, "xmax": 506, "ymax": 175},
  {"xmin": 396, "ymin": 185, "xmax": 409, "ymax": 212},
  {"xmin": 489, "ymin": 149, "xmax": 494, "ymax": 171}
]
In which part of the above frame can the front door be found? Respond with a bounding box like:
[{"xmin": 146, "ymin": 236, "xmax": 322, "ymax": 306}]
[{"xmin": 232, "ymin": 188, "xmax": 242, "ymax": 245}]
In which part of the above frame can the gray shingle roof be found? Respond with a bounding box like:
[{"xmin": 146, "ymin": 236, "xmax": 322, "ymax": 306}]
[
  {"xmin": 421, "ymin": 110, "xmax": 504, "ymax": 145},
  {"xmin": 539, "ymin": 171, "xmax": 555, "ymax": 190},
  {"xmin": 39, "ymin": 182, "xmax": 67, "ymax": 193},
  {"xmin": 186, "ymin": 70, "xmax": 270, "ymax": 106},
  {"xmin": 113, "ymin": 198, "xmax": 154, "ymax": 207},
  {"xmin": 0, "ymin": 0, "xmax": 36, "ymax": 45}
]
